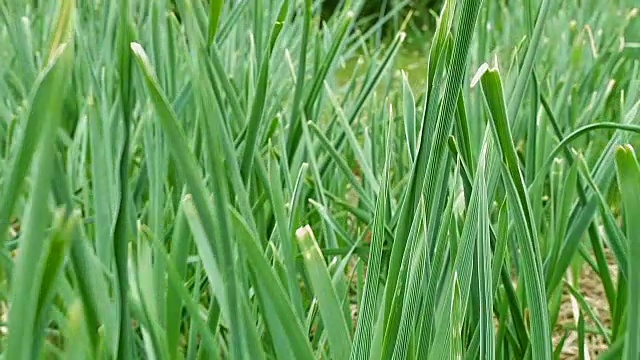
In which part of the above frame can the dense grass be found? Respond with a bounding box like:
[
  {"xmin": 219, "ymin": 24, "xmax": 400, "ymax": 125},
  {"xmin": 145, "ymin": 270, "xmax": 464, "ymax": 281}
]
[{"xmin": 0, "ymin": 0, "xmax": 639, "ymax": 359}]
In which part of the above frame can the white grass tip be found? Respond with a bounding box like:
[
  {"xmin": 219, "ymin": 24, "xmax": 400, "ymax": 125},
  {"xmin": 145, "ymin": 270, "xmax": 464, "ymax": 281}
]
[
  {"xmin": 68, "ymin": 299, "xmax": 84, "ymax": 323},
  {"xmin": 569, "ymin": 20, "xmax": 577, "ymax": 30},
  {"xmin": 49, "ymin": 43, "xmax": 68, "ymax": 60},
  {"xmin": 130, "ymin": 42, "xmax": 150, "ymax": 63},
  {"xmin": 470, "ymin": 63, "xmax": 489, "ymax": 88},
  {"xmin": 618, "ymin": 144, "xmax": 635, "ymax": 153},
  {"xmin": 295, "ymin": 225, "xmax": 311, "ymax": 239},
  {"xmin": 130, "ymin": 42, "xmax": 143, "ymax": 54}
]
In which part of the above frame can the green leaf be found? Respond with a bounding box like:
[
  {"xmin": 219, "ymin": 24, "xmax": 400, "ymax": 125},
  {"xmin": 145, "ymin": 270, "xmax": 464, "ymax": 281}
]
[
  {"xmin": 207, "ymin": 0, "xmax": 224, "ymax": 46},
  {"xmin": 229, "ymin": 210, "xmax": 315, "ymax": 360},
  {"xmin": 614, "ymin": 145, "xmax": 640, "ymax": 360},
  {"xmin": 296, "ymin": 225, "xmax": 352, "ymax": 360},
  {"xmin": 5, "ymin": 11, "xmax": 75, "ymax": 356},
  {"xmin": 478, "ymin": 63, "xmax": 552, "ymax": 360}
]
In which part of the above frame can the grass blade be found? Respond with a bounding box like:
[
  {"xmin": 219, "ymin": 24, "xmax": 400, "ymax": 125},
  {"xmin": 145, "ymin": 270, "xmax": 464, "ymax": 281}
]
[
  {"xmin": 6, "ymin": 40, "xmax": 74, "ymax": 360},
  {"xmin": 296, "ymin": 225, "xmax": 352, "ymax": 359},
  {"xmin": 614, "ymin": 145, "xmax": 640, "ymax": 360},
  {"xmin": 478, "ymin": 63, "xmax": 552, "ymax": 359}
]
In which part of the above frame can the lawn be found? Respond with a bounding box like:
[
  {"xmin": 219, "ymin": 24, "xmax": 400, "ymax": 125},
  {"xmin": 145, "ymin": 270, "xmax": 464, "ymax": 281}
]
[{"xmin": 0, "ymin": 0, "xmax": 639, "ymax": 359}]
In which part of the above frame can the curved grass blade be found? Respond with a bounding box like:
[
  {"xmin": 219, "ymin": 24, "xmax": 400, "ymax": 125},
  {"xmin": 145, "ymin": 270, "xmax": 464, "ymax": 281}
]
[
  {"xmin": 532, "ymin": 121, "xmax": 640, "ymax": 191},
  {"xmin": 51, "ymin": 152, "xmax": 109, "ymax": 354}
]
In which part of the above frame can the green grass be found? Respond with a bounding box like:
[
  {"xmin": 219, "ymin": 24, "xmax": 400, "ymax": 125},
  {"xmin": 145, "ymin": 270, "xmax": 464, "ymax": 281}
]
[{"xmin": 0, "ymin": 0, "xmax": 639, "ymax": 359}]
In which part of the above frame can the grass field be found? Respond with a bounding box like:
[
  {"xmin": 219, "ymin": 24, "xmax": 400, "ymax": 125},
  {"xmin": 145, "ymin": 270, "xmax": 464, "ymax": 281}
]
[{"xmin": 0, "ymin": 0, "xmax": 639, "ymax": 359}]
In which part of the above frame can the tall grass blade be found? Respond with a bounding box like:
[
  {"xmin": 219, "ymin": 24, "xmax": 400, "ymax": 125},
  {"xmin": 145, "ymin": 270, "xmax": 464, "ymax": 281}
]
[
  {"xmin": 296, "ymin": 225, "xmax": 352, "ymax": 359},
  {"xmin": 6, "ymin": 40, "xmax": 74, "ymax": 360},
  {"xmin": 478, "ymin": 63, "xmax": 552, "ymax": 359},
  {"xmin": 615, "ymin": 145, "xmax": 640, "ymax": 360}
]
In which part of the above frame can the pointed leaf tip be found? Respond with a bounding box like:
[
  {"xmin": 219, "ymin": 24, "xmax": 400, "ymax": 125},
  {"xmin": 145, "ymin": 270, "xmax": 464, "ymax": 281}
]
[{"xmin": 471, "ymin": 63, "xmax": 490, "ymax": 88}]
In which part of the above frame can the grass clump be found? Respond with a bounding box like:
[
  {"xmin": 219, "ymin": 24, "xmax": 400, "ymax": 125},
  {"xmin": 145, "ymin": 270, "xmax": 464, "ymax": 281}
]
[{"xmin": 0, "ymin": 0, "xmax": 639, "ymax": 359}]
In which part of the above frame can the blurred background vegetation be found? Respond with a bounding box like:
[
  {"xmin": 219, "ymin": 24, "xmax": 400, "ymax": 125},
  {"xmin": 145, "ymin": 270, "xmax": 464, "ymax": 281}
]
[{"xmin": 320, "ymin": 0, "xmax": 444, "ymax": 37}]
